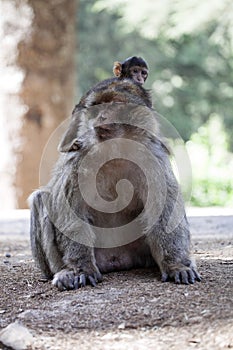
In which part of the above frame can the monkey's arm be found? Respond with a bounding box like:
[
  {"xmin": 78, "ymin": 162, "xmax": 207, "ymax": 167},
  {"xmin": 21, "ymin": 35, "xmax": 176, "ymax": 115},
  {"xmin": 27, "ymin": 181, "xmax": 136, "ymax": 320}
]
[
  {"xmin": 30, "ymin": 161, "xmax": 103, "ymax": 291},
  {"xmin": 145, "ymin": 158, "xmax": 201, "ymax": 285},
  {"xmin": 147, "ymin": 219, "xmax": 201, "ymax": 284}
]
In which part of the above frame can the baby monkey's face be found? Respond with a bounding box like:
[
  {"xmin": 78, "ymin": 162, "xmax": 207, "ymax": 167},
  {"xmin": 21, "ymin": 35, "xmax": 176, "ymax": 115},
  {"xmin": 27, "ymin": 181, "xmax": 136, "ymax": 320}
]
[{"xmin": 129, "ymin": 66, "xmax": 148, "ymax": 85}]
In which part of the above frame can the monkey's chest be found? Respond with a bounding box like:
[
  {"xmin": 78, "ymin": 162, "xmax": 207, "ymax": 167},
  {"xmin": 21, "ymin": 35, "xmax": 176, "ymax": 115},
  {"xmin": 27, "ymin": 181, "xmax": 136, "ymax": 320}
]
[{"xmin": 89, "ymin": 160, "xmax": 147, "ymax": 226}]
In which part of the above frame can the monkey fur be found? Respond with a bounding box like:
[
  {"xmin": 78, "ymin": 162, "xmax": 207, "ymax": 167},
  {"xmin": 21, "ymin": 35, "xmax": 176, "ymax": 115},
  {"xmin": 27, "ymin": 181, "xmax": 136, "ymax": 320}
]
[
  {"xmin": 30, "ymin": 85, "xmax": 201, "ymax": 290},
  {"xmin": 59, "ymin": 78, "xmax": 152, "ymax": 152}
]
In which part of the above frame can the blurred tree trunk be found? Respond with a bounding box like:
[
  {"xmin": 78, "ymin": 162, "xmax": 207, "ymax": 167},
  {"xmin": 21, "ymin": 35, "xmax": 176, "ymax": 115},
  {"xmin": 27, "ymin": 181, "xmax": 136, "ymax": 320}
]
[{"xmin": 15, "ymin": 0, "xmax": 77, "ymax": 208}]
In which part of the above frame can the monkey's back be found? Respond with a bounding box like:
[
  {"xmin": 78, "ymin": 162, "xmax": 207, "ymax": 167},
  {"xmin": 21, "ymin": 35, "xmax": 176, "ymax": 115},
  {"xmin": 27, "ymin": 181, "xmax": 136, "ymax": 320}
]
[{"xmin": 77, "ymin": 78, "xmax": 152, "ymax": 110}]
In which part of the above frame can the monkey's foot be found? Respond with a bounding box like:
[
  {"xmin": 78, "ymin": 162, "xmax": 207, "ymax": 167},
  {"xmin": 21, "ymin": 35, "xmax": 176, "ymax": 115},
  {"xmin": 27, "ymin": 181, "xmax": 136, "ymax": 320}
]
[
  {"xmin": 52, "ymin": 268, "xmax": 103, "ymax": 291},
  {"xmin": 161, "ymin": 264, "xmax": 201, "ymax": 285}
]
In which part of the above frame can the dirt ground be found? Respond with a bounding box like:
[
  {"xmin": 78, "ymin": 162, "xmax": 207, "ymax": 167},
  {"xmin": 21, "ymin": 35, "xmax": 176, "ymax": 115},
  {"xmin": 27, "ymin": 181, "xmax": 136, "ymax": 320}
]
[{"xmin": 0, "ymin": 209, "xmax": 232, "ymax": 350}]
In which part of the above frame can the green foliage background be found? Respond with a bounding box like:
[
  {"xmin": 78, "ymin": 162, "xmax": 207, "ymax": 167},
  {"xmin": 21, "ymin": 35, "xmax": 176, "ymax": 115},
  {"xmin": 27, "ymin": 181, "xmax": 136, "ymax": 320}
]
[{"xmin": 77, "ymin": 0, "xmax": 233, "ymax": 206}]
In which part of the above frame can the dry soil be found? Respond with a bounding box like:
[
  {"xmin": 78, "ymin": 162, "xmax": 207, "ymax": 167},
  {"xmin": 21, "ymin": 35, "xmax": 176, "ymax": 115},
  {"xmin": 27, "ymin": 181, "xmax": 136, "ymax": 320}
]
[{"xmin": 0, "ymin": 209, "xmax": 232, "ymax": 349}]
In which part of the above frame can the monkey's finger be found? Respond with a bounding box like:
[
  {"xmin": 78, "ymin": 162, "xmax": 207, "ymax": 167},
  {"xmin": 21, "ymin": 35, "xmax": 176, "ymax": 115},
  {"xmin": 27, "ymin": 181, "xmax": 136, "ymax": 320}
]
[
  {"xmin": 94, "ymin": 272, "xmax": 103, "ymax": 283},
  {"xmin": 56, "ymin": 280, "xmax": 67, "ymax": 292},
  {"xmin": 180, "ymin": 271, "xmax": 189, "ymax": 285},
  {"xmin": 161, "ymin": 272, "xmax": 169, "ymax": 282},
  {"xmin": 174, "ymin": 272, "xmax": 181, "ymax": 284},
  {"xmin": 88, "ymin": 275, "xmax": 97, "ymax": 287},
  {"xmin": 193, "ymin": 269, "xmax": 201, "ymax": 282},
  {"xmin": 187, "ymin": 270, "xmax": 195, "ymax": 284},
  {"xmin": 67, "ymin": 276, "xmax": 75, "ymax": 290},
  {"xmin": 79, "ymin": 273, "xmax": 86, "ymax": 287},
  {"xmin": 59, "ymin": 274, "xmax": 74, "ymax": 290},
  {"xmin": 74, "ymin": 276, "xmax": 79, "ymax": 289}
]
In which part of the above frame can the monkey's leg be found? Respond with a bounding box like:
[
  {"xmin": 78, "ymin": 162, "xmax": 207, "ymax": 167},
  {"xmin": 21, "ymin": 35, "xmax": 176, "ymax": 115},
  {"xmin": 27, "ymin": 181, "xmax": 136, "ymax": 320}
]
[
  {"xmin": 30, "ymin": 191, "xmax": 102, "ymax": 291},
  {"xmin": 146, "ymin": 217, "xmax": 201, "ymax": 285},
  {"xmin": 30, "ymin": 190, "xmax": 62, "ymax": 279}
]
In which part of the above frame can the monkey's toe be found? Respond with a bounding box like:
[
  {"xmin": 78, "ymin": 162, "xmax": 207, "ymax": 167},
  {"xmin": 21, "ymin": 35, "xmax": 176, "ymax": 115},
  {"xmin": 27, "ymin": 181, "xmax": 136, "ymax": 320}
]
[
  {"xmin": 52, "ymin": 269, "xmax": 103, "ymax": 291},
  {"xmin": 161, "ymin": 267, "xmax": 201, "ymax": 285},
  {"xmin": 74, "ymin": 271, "xmax": 103, "ymax": 289},
  {"xmin": 52, "ymin": 269, "xmax": 76, "ymax": 291}
]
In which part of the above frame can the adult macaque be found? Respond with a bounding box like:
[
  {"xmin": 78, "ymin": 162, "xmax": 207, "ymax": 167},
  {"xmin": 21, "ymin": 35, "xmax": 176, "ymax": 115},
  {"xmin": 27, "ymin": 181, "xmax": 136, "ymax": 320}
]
[
  {"xmin": 30, "ymin": 97, "xmax": 201, "ymax": 291},
  {"xmin": 113, "ymin": 56, "xmax": 149, "ymax": 85}
]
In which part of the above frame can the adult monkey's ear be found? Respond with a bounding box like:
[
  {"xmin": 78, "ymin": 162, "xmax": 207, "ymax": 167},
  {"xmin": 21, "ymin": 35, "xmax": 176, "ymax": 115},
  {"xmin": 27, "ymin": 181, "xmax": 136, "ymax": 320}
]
[
  {"xmin": 58, "ymin": 118, "xmax": 81, "ymax": 152},
  {"xmin": 113, "ymin": 61, "xmax": 122, "ymax": 77},
  {"xmin": 59, "ymin": 137, "xmax": 81, "ymax": 152}
]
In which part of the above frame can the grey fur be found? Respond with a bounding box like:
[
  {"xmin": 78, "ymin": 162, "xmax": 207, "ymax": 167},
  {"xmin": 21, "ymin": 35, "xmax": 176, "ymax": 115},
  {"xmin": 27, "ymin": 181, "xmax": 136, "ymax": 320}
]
[{"xmin": 30, "ymin": 103, "xmax": 200, "ymax": 291}]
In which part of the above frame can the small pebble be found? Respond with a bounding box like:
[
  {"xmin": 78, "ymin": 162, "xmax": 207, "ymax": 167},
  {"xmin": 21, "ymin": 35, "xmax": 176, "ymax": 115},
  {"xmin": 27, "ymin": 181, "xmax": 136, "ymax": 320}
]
[
  {"xmin": 38, "ymin": 277, "xmax": 49, "ymax": 283},
  {"xmin": 118, "ymin": 322, "xmax": 126, "ymax": 330}
]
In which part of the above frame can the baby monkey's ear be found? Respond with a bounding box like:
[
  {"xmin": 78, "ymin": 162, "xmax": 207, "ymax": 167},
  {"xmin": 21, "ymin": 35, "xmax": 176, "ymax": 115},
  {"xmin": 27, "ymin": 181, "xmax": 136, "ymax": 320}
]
[{"xmin": 113, "ymin": 61, "xmax": 122, "ymax": 77}]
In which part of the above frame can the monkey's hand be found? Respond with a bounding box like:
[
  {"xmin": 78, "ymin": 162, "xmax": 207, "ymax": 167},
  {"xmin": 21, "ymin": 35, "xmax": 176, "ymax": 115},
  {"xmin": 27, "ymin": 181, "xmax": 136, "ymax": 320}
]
[
  {"xmin": 52, "ymin": 266, "xmax": 103, "ymax": 291},
  {"xmin": 161, "ymin": 262, "xmax": 201, "ymax": 285}
]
